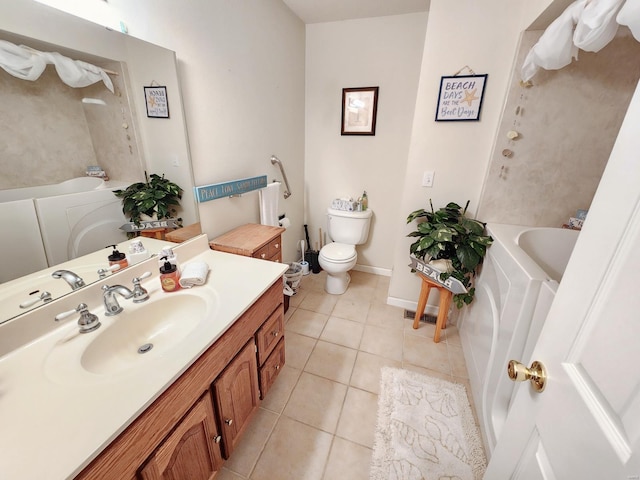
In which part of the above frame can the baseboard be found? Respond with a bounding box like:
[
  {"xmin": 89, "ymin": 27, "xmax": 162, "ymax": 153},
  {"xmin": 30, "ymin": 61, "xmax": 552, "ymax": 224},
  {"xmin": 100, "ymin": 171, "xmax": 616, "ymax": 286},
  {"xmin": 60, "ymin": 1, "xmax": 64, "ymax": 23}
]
[{"xmin": 354, "ymin": 264, "xmax": 392, "ymax": 277}]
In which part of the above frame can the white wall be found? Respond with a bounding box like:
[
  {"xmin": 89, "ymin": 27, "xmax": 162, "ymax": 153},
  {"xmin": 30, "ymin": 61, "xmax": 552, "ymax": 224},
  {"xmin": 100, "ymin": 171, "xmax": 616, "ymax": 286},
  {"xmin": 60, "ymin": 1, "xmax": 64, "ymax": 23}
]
[
  {"xmin": 106, "ymin": 0, "xmax": 306, "ymax": 264},
  {"xmin": 387, "ymin": 0, "xmax": 554, "ymax": 311},
  {"xmin": 305, "ymin": 13, "xmax": 428, "ymax": 273}
]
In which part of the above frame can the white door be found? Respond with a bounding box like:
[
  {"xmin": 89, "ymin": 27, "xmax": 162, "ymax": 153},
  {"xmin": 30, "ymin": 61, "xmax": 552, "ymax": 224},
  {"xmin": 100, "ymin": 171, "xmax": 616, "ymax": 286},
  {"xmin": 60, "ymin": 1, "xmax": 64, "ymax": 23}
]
[{"xmin": 485, "ymin": 81, "xmax": 640, "ymax": 478}]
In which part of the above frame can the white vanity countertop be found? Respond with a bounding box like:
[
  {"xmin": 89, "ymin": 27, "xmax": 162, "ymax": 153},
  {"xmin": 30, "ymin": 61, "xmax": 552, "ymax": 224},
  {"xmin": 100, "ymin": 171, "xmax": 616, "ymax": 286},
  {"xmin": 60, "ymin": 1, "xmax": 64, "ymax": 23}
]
[{"xmin": 0, "ymin": 235, "xmax": 288, "ymax": 480}]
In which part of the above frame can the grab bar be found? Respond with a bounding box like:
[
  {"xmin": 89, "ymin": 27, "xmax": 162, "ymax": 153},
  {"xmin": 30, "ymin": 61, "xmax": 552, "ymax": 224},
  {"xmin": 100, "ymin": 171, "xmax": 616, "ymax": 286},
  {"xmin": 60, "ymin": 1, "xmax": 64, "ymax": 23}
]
[{"xmin": 270, "ymin": 155, "xmax": 292, "ymax": 199}]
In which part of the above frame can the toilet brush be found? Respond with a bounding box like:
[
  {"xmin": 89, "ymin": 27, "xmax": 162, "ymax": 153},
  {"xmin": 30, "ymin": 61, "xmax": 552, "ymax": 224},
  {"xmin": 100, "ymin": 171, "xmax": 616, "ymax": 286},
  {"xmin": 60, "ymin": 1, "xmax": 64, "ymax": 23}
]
[{"xmin": 300, "ymin": 239, "xmax": 310, "ymax": 275}]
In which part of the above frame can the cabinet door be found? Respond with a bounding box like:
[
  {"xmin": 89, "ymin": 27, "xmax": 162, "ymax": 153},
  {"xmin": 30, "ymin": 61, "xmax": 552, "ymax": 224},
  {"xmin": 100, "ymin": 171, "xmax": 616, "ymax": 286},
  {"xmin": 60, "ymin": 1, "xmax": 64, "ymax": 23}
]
[
  {"xmin": 213, "ymin": 340, "xmax": 260, "ymax": 458},
  {"xmin": 138, "ymin": 394, "xmax": 223, "ymax": 480}
]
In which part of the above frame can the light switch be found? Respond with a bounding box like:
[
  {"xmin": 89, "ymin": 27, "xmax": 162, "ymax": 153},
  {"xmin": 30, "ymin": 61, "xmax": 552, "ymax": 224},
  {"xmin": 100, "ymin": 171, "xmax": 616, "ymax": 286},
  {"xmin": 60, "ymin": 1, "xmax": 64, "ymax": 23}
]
[{"xmin": 422, "ymin": 171, "xmax": 435, "ymax": 187}]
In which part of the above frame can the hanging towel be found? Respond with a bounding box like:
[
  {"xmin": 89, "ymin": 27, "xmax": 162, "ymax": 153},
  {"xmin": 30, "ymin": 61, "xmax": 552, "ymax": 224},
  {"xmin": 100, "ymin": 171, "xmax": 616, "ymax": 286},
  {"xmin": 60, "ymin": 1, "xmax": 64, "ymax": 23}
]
[
  {"xmin": 259, "ymin": 182, "xmax": 280, "ymax": 227},
  {"xmin": 179, "ymin": 261, "xmax": 210, "ymax": 288},
  {"xmin": 617, "ymin": 0, "xmax": 640, "ymax": 42}
]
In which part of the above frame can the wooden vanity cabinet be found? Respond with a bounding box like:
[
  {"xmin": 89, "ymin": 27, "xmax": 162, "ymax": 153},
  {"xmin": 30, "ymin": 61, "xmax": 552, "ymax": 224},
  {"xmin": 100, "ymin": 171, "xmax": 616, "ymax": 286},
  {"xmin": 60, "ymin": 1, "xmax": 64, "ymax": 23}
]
[
  {"xmin": 76, "ymin": 280, "xmax": 282, "ymax": 480},
  {"xmin": 138, "ymin": 393, "xmax": 223, "ymax": 480},
  {"xmin": 209, "ymin": 223, "xmax": 285, "ymax": 263},
  {"xmin": 213, "ymin": 339, "xmax": 260, "ymax": 458}
]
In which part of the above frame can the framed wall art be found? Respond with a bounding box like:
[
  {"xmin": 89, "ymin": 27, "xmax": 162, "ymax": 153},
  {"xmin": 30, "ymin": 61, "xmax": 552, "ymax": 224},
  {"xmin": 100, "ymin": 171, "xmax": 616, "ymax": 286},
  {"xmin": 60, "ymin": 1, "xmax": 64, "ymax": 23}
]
[
  {"xmin": 144, "ymin": 86, "xmax": 170, "ymax": 118},
  {"xmin": 341, "ymin": 86, "xmax": 379, "ymax": 135},
  {"xmin": 435, "ymin": 74, "xmax": 487, "ymax": 122}
]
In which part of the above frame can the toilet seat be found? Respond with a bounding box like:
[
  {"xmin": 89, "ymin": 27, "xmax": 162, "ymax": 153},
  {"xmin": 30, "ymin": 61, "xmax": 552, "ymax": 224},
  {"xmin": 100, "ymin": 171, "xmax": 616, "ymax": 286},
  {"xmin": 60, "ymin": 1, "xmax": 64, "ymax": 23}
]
[{"xmin": 320, "ymin": 242, "xmax": 356, "ymax": 263}]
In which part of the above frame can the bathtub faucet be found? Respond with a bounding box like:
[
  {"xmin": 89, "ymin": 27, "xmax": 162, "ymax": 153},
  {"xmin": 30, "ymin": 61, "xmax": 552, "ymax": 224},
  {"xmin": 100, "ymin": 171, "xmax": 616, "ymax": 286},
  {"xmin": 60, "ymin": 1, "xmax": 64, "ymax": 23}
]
[{"xmin": 51, "ymin": 269, "xmax": 86, "ymax": 291}]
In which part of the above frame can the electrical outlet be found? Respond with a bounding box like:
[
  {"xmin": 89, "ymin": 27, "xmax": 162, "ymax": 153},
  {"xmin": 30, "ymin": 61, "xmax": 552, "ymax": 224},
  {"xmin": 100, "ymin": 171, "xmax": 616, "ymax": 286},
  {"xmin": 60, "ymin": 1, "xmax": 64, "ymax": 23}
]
[{"xmin": 422, "ymin": 170, "xmax": 435, "ymax": 187}]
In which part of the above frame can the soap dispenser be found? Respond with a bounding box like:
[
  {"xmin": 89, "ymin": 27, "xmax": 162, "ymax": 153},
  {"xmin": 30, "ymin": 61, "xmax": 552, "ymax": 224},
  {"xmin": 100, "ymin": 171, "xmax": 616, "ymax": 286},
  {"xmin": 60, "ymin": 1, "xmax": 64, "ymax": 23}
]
[
  {"xmin": 107, "ymin": 244, "xmax": 129, "ymax": 269},
  {"xmin": 160, "ymin": 257, "xmax": 181, "ymax": 292},
  {"xmin": 361, "ymin": 191, "xmax": 368, "ymax": 211}
]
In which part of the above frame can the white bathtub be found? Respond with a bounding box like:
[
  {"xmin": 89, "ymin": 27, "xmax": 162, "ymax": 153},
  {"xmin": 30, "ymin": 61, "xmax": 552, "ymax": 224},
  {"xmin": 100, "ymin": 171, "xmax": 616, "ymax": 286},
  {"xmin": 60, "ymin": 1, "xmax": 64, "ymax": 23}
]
[
  {"xmin": 0, "ymin": 178, "xmax": 129, "ymax": 282},
  {"xmin": 459, "ymin": 223, "xmax": 579, "ymax": 457}
]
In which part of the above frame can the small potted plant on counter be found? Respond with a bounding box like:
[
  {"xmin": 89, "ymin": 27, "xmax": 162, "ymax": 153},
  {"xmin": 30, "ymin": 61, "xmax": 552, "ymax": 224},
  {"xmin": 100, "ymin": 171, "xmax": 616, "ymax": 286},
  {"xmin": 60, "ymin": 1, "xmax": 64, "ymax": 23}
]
[
  {"xmin": 407, "ymin": 200, "xmax": 493, "ymax": 307},
  {"xmin": 114, "ymin": 172, "xmax": 183, "ymax": 225}
]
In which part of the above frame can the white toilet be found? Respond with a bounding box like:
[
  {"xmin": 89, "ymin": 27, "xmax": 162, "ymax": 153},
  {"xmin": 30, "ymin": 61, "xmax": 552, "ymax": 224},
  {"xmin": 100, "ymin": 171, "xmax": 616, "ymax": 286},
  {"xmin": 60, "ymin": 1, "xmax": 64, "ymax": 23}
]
[{"xmin": 318, "ymin": 207, "xmax": 373, "ymax": 295}]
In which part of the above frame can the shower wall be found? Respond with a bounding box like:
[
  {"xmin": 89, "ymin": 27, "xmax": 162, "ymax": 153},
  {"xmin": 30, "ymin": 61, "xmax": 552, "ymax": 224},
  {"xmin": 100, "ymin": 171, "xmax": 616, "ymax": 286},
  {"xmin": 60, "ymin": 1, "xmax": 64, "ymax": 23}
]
[
  {"xmin": 477, "ymin": 29, "xmax": 640, "ymax": 227},
  {"xmin": 0, "ymin": 57, "xmax": 143, "ymax": 189}
]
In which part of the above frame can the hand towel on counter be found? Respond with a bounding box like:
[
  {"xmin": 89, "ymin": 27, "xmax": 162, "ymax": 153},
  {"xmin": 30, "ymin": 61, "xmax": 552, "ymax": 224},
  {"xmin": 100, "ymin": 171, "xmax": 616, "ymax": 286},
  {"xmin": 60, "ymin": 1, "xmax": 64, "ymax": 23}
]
[
  {"xmin": 259, "ymin": 181, "xmax": 280, "ymax": 227},
  {"xmin": 179, "ymin": 261, "xmax": 210, "ymax": 288}
]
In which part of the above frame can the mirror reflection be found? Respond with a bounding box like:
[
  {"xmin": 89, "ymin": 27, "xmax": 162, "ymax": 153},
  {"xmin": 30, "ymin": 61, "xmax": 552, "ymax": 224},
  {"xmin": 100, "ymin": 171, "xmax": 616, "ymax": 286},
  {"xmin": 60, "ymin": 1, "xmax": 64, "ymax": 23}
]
[{"xmin": 0, "ymin": 1, "xmax": 199, "ymax": 324}]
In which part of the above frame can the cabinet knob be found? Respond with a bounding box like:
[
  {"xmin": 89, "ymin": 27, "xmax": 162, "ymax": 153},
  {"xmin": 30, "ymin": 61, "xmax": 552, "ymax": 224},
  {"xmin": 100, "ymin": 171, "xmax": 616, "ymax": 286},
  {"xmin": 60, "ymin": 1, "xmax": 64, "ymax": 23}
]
[
  {"xmin": 275, "ymin": 364, "xmax": 280, "ymax": 371},
  {"xmin": 274, "ymin": 243, "xmax": 279, "ymax": 249},
  {"xmin": 225, "ymin": 418, "xmax": 234, "ymax": 426},
  {"xmin": 272, "ymin": 330, "xmax": 279, "ymax": 337},
  {"xmin": 261, "ymin": 253, "xmax": 266, "ymax": 259},
  {"xmin": 213, "ymin": 435, "xmax": 222, "ymax": 444}
]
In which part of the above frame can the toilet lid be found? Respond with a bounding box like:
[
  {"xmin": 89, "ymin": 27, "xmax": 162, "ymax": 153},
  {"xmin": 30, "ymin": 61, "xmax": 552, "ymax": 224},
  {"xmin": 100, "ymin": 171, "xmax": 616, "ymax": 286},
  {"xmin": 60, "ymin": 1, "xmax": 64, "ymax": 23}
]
[{"xmin": 320, "ymin": 242, "xmax": 356, "ymax": 262}]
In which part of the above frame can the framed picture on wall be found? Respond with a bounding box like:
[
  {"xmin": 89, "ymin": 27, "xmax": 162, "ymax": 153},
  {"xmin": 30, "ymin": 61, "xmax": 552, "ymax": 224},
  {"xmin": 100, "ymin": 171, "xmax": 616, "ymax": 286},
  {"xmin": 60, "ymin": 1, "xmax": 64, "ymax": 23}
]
[
  {"xmin": 341, "ymin": 86, "xmax": 379, "ymax": 135},
  {"xmin": 144, "ymin": 86, "xmax": 170, "ymax": 118},
  {"xmin": 435, "ymin": 74, "xmax": 487, "ymax": 121}
]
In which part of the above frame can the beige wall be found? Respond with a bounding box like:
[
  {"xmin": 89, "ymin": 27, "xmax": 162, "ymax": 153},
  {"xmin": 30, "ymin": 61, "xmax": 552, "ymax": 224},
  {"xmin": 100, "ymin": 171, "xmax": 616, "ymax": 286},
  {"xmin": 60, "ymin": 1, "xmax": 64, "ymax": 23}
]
[
  {"xmin": 305, "ymin": 13, "xmax": 428, "ymax": 273},
  {"xmin": 477, "ymin": 29, "xmax": 640, "ymax": 227},
  {"xmin": 387, "ymin": 0, "xmax": 553, "ymax": 311}
]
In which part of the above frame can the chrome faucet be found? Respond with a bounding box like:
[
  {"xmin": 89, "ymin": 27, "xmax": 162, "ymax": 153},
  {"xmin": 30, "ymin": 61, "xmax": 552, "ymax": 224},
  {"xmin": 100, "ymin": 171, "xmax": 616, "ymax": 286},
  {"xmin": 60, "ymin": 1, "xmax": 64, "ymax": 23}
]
[
  {"xmin": 102, "ymin": 284, "xmax": 134, "ymax": 316},
  {"xmin": 51, "ymin": 269, "xmax": 86, "ymax": 291},
  {"xmin": 55, "ymin": 303, "xmax": 100, "ymax": 333}
]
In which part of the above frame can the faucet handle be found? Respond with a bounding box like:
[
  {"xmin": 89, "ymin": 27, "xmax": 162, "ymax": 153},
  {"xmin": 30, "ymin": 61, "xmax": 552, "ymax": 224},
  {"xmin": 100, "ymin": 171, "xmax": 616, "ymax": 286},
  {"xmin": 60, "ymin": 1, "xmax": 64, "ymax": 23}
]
[
  {"xmin": 97, "ymin": 264, "xmax": 121, "ymax": 279},
  {"xmin": 131, "ymin": 271, "xmax": 152, "ymax": 303},
  {"xmin": 20, "ymin": 291, "xmax": 52, "ymax": 309},
  {"xmin": 55, "ymin": 303, "xmax": 101, "ymax": 333}
]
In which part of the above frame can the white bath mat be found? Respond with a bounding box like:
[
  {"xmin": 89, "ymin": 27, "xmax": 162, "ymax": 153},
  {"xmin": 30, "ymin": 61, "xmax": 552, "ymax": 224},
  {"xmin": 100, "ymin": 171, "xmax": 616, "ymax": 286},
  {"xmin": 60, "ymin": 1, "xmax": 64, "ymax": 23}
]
[{"xmin": 370, "ymin": 367, "xmax": 486, "ymax": 480}]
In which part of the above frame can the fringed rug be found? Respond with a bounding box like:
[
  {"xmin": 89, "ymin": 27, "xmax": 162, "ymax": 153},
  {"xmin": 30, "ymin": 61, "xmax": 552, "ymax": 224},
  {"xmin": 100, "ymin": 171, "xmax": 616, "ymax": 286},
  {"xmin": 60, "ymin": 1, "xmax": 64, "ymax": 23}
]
[{"xmin": 370, "ymin": 367, "xmax": 486, "ymax": 480}]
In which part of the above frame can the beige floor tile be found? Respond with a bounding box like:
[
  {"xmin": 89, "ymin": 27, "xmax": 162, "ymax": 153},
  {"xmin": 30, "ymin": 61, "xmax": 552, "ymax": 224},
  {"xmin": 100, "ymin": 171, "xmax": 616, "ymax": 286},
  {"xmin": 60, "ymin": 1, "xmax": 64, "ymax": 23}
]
[
  {"xmin": 359, "ymin": 324, "xmax": 404, "ymax": 362},
  {"xmin": 284, "ymin": 332, "xmax": 317, "ymax": 369},
  {"xmin": 366, "ymin": 302, "xmax": 405, "ymax": 329},
  {"xmin": 284, "ymin": 305, "xmax": 296, "ymax": 322},
  {"xmin": 218, "ymin": 468, "xmax": 247, "ymax": 480},
  {"xmin": 340, "ymin": 282, "xmax": 375, "ymax": 302},
  {"xmin": 350, "ymin": 351, "xmax": 402, "ymax": 394},
  {"xmin": 224, "ymin": 408, "xmax": 278, "ymax": 477},
  {"xmin": 251, "ymin": 416, "xmax": 333, "ymax": 480},
  {"xmin": 283, "ymin": 372, "xmax": 348, "ymax": 433},
  {"xmin": 289, "ymin": 289, "xmax": 309, "ymax": 308},
  {"xmin": 298, "ymin": 291, "xmax": 338, "ymax": 315},
  {"xmin": 404, "ymin": 317, "xmax": 437, "ymax": 338},
  {"xmin": 335, "ymin": 387, "xmax": 378, "ymax": 448},
  {"xmin": 260, "ymin": 365, "xmax": 302, "ymax": 413},
  {"xmin": 444, "ymin": 324, "xmax": 462, "ymax": 346},
  {"xmin": 331, "ymin": 297, "xmax": 370, "ymax": 323},
  {"xmin": 448, "ymin": 343, "xmax": 468, "ymax": 379},
  {"xmin": 320, "ymin": 316, "xmax": 364, "ymax": 349},
  {"xmin": 300, "ymin": 272, "xmax": 327, "ymax": 292},
  {"xmin": 304, "ymin": 340, "xmax": 357, "ymax": 384},
  {"xmin": 403, "ymin": 334, "xmax": 451, "ymax": 375},
  {"xmin": 350, "ymin": 271, "xmax": 379, "ymax": 287},
  {"xmin": 322, "ymin": 437, "xmax": 372, "ymax": 480},
  {"xmin": 286, "ymin": 309, "xmax": 329, "ymax": 338}
]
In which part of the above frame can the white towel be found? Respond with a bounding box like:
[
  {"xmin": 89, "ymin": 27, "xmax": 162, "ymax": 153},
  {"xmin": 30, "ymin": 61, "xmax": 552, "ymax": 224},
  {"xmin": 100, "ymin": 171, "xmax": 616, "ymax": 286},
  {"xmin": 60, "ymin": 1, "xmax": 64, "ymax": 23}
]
[
  {"xmin": 179, "ymin": 261, "xmax": 210, "ymax": 288},
  {"xmin": 259, "ymin": 182, "xmax": 280, "ymax": 227}
]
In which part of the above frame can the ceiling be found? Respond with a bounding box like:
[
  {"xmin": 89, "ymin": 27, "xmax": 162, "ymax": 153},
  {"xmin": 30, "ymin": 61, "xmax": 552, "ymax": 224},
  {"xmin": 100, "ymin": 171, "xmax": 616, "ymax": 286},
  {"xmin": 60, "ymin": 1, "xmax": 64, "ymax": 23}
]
[{"xmin": 281, "ymin": 0, "xmax": 430, "ymax": 24}]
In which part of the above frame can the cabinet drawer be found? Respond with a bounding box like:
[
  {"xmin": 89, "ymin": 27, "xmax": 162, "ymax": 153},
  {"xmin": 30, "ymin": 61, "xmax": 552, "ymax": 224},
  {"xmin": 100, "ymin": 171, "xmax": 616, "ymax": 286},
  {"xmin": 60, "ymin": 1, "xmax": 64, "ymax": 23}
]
[
  {"xmin": 267, "ymin": 236, "xmax": 282, "ymax": 258},
  {"xmin": 259, "ymin": 338, "xmax": 285, "ymax": 399},
  {"xmin": 253, "ymin": 244, "xmax": 270, "ymax": 260},
  {"xmin": 256, "ymin": 307, "xmax": 284, "ymax": 365}
]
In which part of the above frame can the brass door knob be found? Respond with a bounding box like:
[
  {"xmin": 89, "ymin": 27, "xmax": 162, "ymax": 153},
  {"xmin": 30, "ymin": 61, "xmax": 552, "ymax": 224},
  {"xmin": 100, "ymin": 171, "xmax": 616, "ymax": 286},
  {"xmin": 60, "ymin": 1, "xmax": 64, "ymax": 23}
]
[{"xmin": 507, "ymin": 360, "xmax": 547, "ymax": 393}]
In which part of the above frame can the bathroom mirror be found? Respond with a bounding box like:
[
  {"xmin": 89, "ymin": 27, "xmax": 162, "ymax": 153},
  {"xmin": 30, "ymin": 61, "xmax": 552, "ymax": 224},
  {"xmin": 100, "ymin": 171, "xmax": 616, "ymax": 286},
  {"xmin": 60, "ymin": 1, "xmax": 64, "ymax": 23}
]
[{"xmin": 0, "ymin": 0, "xmax": 199, "ymax": 324}]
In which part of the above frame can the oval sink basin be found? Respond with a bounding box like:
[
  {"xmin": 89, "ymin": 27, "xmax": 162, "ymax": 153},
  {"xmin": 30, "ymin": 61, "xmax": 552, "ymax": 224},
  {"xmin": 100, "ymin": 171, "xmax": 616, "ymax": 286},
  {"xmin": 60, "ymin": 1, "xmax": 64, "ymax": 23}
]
[
  {"xmin": 82, "ymin": 294, "xmax": 207, "ymax": 375},
  {"xmin": 44, "ymin": 288, "xmax": 219, "ymax": 384}
]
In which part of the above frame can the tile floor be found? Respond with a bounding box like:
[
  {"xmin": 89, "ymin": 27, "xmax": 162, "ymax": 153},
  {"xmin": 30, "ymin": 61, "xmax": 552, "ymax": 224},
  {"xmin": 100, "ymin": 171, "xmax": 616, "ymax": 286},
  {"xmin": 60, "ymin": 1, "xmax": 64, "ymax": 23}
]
[{"xmin": 217, "ymin": 270, "xmax": 478, "ymax": 480}]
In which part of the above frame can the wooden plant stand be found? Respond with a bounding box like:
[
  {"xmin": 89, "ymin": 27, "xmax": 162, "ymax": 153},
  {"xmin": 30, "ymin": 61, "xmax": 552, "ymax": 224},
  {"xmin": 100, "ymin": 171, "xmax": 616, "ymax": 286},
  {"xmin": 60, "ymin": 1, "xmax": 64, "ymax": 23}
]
[{"xmin": 412, "ymin": 275, "xmax": 453, "ymax": 343}]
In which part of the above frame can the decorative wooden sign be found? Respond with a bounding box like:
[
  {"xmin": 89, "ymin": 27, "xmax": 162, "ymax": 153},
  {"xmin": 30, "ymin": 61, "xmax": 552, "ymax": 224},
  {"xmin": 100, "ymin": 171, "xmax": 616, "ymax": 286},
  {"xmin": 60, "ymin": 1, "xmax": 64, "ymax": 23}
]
[
  {"xmin": 194, "ymin": 175, "xmax": 268, "ymax": 203},
  {"xmin": 120, "ymin": 218, "xmax": 181, "ymax": 232},
  {"xmin": 409, "ymin": 256, "xmax": 468, "ymax": 294}
]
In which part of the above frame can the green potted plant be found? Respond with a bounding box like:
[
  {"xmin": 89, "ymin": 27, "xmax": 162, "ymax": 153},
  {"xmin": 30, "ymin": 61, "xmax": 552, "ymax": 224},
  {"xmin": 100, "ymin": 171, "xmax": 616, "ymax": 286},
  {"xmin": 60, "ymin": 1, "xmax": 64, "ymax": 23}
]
[
  {"xmin": 407, "ymin": 200, "xmax": 493, "ymax": 307},
  {"xmin": 113, "ymin": 172, "xmax": 183, "ymax": 225}
]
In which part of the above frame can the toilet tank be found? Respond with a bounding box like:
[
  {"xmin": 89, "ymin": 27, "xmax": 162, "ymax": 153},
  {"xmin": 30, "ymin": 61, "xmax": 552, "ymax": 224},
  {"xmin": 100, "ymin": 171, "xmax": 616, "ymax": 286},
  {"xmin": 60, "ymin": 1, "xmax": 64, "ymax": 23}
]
[{"xmin": 326, "ymin": 208, "xmax": 373, "ymax": 245}]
